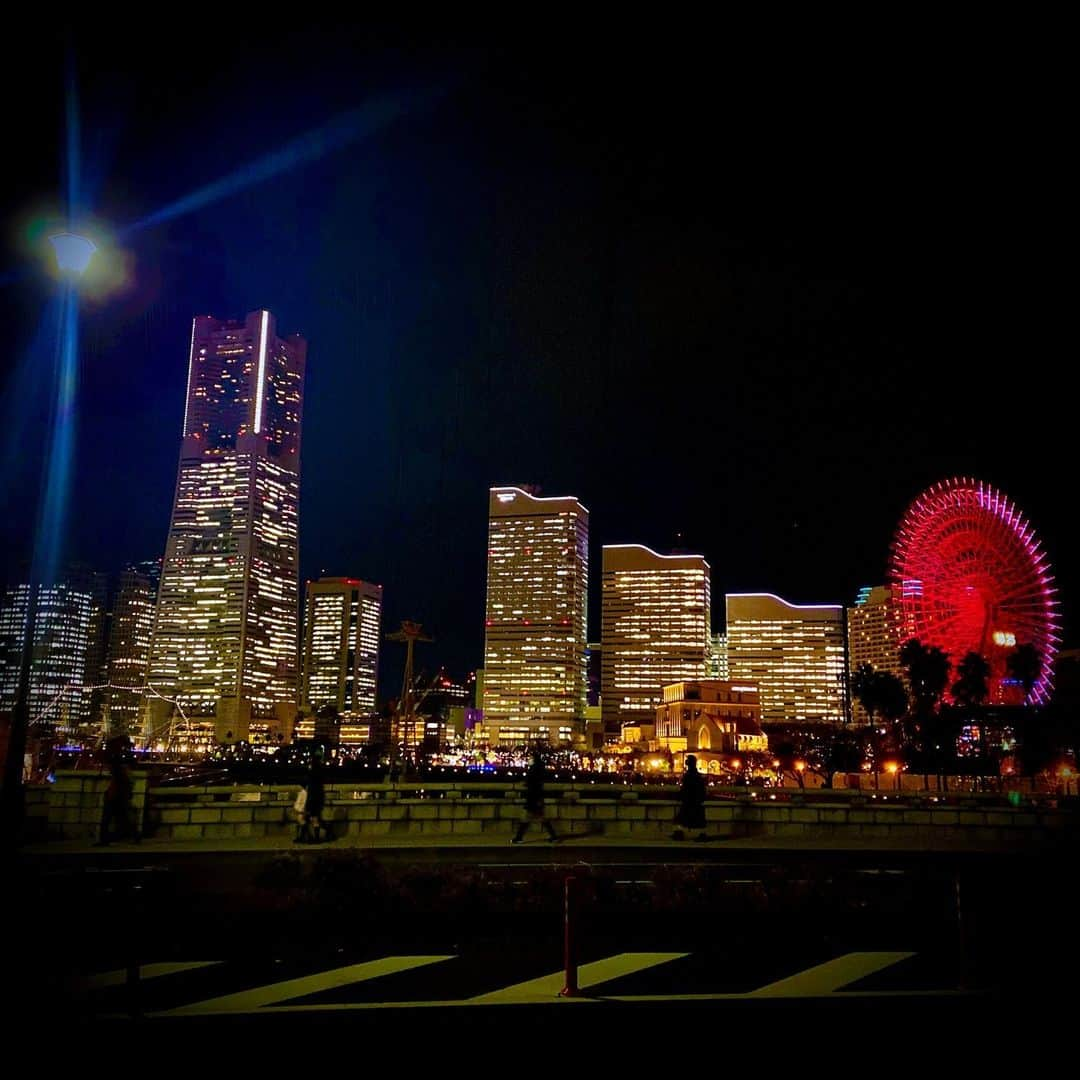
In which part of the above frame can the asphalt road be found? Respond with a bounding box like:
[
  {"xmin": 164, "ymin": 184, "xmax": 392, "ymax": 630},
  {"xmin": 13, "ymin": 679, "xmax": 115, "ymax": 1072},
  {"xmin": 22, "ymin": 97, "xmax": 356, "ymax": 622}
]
[{"xmin": 11, "ymin": 841, "xmax": 1075, "ymax": 1044}]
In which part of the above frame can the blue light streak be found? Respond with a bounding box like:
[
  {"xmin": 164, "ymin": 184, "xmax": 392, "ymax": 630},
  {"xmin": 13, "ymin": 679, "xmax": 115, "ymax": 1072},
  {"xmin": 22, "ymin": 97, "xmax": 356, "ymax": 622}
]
[
  {"xmin": 126, "ymin": 89, "xmax": 437, "ymax": 233},
  {"xmin": 34, "ymin": 284, "xmax": 79, "ymax": 585}
]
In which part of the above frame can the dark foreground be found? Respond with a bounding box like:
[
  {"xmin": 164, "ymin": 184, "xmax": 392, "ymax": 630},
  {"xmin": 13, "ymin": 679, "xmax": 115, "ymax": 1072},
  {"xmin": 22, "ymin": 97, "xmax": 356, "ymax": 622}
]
[{"xmin": 10, "ymin": 839, "xmax": 1076, "ymax": 1050}]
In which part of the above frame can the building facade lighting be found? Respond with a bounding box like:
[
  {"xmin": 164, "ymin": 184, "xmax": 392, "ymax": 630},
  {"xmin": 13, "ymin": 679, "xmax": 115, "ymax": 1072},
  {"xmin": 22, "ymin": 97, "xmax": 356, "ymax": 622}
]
[
  {"xmin": 481, "ymin": 487, "xmax": 589, "ymax": 745},
  {"xmin": 143, "ymin": 312, "xmax": 306, "ymax": 746}
]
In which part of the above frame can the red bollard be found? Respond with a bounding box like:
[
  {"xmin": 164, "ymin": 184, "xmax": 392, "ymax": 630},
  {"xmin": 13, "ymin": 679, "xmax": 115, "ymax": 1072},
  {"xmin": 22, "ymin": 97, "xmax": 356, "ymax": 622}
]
[{"xmin": 560, "ymin": 875, "xmax": 578, "ymax": 997}]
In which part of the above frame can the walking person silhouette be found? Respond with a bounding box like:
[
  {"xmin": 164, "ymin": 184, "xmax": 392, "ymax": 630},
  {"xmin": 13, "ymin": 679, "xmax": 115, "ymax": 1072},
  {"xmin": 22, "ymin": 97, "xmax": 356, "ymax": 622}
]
[
  {"xmin": 512, "ymin": 751, "xmax": 558, "ymax": 844},
  {"xmin": 673, "ymin": 754, "xmax": 707, "ymax": 841}
]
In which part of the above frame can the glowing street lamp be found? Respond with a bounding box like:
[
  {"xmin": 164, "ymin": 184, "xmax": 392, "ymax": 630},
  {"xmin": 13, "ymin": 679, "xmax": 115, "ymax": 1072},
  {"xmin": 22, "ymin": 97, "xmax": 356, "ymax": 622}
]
[
  {"xmin": 885, "ymin": 760, "xmax": 901, "ymax": 790},
  {"xmin": 48, "ymin": 231, "xmax": 97, "ymax": 275},
  {"xmin": 1, "ymin": 228, "xmax": 99, "ymax": 845}
]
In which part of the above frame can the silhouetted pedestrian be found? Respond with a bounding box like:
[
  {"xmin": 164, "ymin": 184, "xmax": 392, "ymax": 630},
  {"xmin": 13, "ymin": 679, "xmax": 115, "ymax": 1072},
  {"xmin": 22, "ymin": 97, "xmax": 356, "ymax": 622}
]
[
  {"xmin": 512, "ymin": 752, "xmax": 557, "ymax": 844},
  {"xmin": 294, "ymin": 750, "xmax": 328, "ymax": 843},
  {"xmin": 674, "ymin": 754, "xmax": 707, "ymax": 841},
  {"xmin": 97, "ymin": 740, "xmax": 137, "ymax": 845}
]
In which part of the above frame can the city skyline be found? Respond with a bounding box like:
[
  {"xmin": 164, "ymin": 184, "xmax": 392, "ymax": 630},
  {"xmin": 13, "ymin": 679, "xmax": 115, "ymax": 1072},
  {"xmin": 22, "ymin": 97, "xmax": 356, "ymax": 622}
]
[
  {"xmin": 3, "ymin": 23, "xmax": 1075, "ymax": 1037},
  {"xmin": 2, "ymin": 26, "xmax": 1074, "ymax": 698}
]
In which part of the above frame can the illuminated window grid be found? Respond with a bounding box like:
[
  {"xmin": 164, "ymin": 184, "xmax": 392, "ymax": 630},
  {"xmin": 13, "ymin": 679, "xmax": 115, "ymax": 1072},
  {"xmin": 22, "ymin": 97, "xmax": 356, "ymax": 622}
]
[
  {"xmin": 600, "ymin": 548, "xmax": 711, "ymax": 734},
  {"xmin": 846, "ymin": 585, "xmax": 905, "ymax": 724},
  {"xmin": 144, "ymin": 312, "xmax": 305, "ymax": 736},
  {"xmin": 106, "ymin": 567, "xmax": 159, "ymax": 733},
  {"xmin": 301, "ymin": 578, "xmax": 382, "ymax": 720},
  {"xmin": 482, "ymin": 489, "xmax": 588, "ymax": 736},
  {"xmin": 726, "ymin": 594, "xmax": 847, "ymax": 725},
  {"xmin": 0, "ymin": 581, "xmax": 100, "ymax": 731}
]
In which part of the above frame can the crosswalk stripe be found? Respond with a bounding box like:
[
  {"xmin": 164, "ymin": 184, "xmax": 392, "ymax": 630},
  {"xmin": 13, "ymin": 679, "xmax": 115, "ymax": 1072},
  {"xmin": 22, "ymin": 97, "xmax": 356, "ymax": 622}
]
[
  {"xmin": 140, "ymin": 950, "xmax": 959, "ymax": 1016},
  {"xmin": 470, "ymin": 952, "xmax": 688, "ymax": 1003},
  {"xmin": 749, "ymin": 951, "xmax": 915, "ymax": 997},
  {"xmin": 163, "ymin": 955, "xmax": 453, "ymax": 1015},
  {"xmin": 74, "ymin": 961, "xmax": 220, "ymax": 990}
]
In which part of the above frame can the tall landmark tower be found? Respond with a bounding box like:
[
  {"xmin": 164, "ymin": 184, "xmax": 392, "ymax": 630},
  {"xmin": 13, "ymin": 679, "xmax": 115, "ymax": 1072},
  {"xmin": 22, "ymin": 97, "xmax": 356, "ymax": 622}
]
[{"xmin": 144, "ymin": 311, "xmax": 306, "ymax": 746}]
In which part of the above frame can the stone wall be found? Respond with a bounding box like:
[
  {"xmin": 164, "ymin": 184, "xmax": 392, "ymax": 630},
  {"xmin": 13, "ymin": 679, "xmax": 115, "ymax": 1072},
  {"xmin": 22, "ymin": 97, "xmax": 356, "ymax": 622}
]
[{"xmin": 29, "ymin": 772, "xmax": 1075, "ymax": 847}]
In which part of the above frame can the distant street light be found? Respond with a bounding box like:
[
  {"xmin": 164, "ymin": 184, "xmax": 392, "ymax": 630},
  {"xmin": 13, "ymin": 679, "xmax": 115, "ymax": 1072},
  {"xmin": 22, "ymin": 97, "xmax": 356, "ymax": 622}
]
[{"xmin": 885, "ymin": 760, "xmax": 901, "ymax": 791}]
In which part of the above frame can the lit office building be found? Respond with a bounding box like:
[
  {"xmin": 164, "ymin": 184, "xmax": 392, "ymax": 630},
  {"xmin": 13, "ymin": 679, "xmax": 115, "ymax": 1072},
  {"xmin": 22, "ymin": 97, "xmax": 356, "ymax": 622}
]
[
  {"xmin": 105, "ymin": 560, "xmax": 161, "ymax": 738},
  {"xmin": 144, "ymin": 311, "xmax": 306, "ymax": 747},
  {"xmin": 482, "ymin": 486, "xmax": 589, "ymax": 745},
  {"xmin": 726, "ymin": 593, "xmax": 847, "ymax": 725},
  {"xmin": 600, "ymin": 545, "xmax": 710, "ymax": 739},
  {"xmin": 709, "ymin": 633, "xmax": 729, "ymax": 679},
  {"xmin": 0, "ymin": 570, "xmax": 107, "ymax": 737},
  {"xmin": 300, "ymin": 577, "xmax": 382, "ymax": 744},
  {"xmin": 847, "ymin": 585, "xmax": 905, "ymax": 723}
]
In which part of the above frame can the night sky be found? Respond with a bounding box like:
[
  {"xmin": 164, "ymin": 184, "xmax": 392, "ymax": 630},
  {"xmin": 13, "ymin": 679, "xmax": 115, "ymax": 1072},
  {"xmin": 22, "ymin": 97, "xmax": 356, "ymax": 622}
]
[{"xmin": 1, "ymin": 22, "xmax": 1072, "ymax": 691}]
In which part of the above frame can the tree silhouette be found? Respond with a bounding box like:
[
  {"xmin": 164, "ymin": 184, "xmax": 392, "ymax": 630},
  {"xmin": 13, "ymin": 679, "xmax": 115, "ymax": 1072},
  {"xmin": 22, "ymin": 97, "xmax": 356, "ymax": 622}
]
[
  {"xmin": 853, "ymin": 666, "xmax": 908, "ymax": 730},
  {"xmin": 876, "ymin": 671, "xmax": 908, "ymax": 726},
  {"xmin": 1007, "ymin": 643, "xmax": 1042, "ymax": 703},
  {"xmin": 851, "ymin": 664, "xmax": 883, "ymax": 727},
  {"xmin": 900, "ymin": 639, "xmax": 953, "ymax": 789},
  {"xmin": 900, "ymin": 639, "xmax": 951, "ymax": 711},
  {"xmin": 952, "ymin": 652, "xmax": 991, "ymax": 708},
  {"xmin": 772, "ymin": 727, "xmax": 861, "ymax": 789}
]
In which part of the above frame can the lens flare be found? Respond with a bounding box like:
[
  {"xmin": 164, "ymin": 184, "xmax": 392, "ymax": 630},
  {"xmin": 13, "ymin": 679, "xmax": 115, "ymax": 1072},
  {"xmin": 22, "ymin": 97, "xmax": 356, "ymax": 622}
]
[{"xmin": 48, "ymin": 232, "xmax": 97, "ymax": 275}]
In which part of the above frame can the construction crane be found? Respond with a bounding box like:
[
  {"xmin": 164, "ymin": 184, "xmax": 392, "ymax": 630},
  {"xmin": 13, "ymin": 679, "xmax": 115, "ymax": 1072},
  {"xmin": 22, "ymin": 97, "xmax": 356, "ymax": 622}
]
[{"xmin": 385, "ymin": 620, "xmax": 433, "ymax": 776}]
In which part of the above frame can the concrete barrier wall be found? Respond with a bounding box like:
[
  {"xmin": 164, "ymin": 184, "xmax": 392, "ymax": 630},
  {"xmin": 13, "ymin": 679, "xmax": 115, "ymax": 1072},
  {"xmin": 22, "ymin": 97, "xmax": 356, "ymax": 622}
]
[{"xmin": 30, "ymin": 772, "xmax": 1075, "ymax": 847}]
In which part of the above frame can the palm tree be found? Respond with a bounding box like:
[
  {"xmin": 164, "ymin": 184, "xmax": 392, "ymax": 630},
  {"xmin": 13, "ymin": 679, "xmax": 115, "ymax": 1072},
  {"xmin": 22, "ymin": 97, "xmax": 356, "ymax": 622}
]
[
  {"xmin": 851, "ymin": 663, "xmax": 883, "ymax": 728},
  {"xmin": 1007, "ymin": 643, "xmax": 1042, "ymax": 703},
  {"xmin": 900, "ymin": 639, "xmax": 952, "ymax": 790},
  {"xmin": 877, "ymin": 671, "xmax": 908, "ymax": 727},
  {"xmin": 951, "ymin": 652, "xmax": 991, "ymax": 708},
  {"xmin": 900, "ymin": 639, "xmax": 951, "ymax": 710}
]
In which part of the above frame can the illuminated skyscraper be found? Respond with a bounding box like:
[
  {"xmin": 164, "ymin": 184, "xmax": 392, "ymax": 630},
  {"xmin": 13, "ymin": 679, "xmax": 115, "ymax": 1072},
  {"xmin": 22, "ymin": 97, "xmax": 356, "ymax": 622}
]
[
  {"xmin": 726, "ymin": 593, "xmax": 847, "ymax": 725},
  {"xmin": 846, "ymin": 584, "xmax": 905, "ymax": 723},
  {"xmin": 104, "ymin": 561, "xmax": 161, "ymax": 738},
  {"xmin": 144, "ymin": 311, "xmax": 306, "ymax": 746},
  {"xmin": 600, "ymin": 545, "xmax": 710, "ymax": 738},
  {"xmin": 482, "ymin": 486, "xmax": 589, "ymax": 744},
  {"xmin": 0, "ymin": 570, "xmax": 107, "ymax": 736},
  {"xmin": 301, "ymin": 577, "xmax": 383, "ymax": 734}
]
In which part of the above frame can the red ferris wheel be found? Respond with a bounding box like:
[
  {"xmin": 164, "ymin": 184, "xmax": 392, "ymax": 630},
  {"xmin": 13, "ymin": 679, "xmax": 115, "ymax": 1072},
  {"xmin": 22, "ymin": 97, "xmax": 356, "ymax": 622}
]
[{"xmin": 890, "ymin": 478, "xmax": 1060, "ymax": 704}]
